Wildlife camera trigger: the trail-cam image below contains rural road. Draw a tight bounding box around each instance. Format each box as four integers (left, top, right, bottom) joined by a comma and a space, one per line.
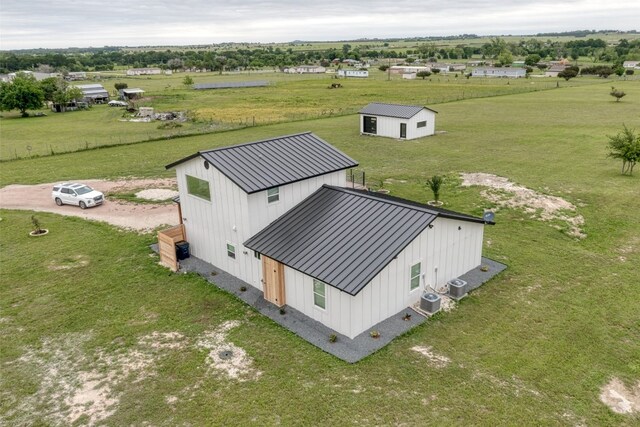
0, 179, 180, 231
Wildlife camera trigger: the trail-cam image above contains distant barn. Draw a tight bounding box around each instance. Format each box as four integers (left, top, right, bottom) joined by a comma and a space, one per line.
193, 81, 269, 90
74, 84, 109, 104
359, 102, 437, 140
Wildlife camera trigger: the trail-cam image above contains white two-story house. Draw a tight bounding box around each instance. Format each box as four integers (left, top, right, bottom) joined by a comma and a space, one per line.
167, 132, 491, 339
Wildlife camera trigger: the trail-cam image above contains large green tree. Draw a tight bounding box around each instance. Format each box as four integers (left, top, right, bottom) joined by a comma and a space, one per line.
52, 82, 83, 112
39, 77, 59, 102
607, 125, 640, 175
0, 73, 44, 116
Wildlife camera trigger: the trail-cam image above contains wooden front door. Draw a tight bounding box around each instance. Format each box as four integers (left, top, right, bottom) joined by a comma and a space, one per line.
262, 256, 286, 307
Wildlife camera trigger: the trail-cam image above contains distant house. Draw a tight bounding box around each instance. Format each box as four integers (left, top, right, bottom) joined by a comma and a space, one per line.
359, 102, 437, 140
390, 65, 431, 75
284, 65, 326, 74
448, 63, 467, 72
120, 88, 145, 100
74, 84, 109, 103
126, 68, 162, 76
429, 63, 465, 73
623, 61, 640, 70
337, 69, 369, 78
165, 132, 492, 339
66, 72, 87, 81
545, 65, 568, 77
472, 67, 526, 78
512, 60, 526, 68
8, 70, 60, 81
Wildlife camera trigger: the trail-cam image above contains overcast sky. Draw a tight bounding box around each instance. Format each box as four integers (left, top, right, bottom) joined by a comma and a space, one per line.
1, 0, 638, 50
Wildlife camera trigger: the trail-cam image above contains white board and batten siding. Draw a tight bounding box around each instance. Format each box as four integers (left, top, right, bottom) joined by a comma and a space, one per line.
360, 109, 436, 140
247, 171, 346, 233
176, 158, 258, 287
283, 216, 484, 339
177, 157, 347, 290
284, 268, 353, 336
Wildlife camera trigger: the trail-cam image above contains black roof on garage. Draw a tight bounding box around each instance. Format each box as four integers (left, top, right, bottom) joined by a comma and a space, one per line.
359, 102, 437, 119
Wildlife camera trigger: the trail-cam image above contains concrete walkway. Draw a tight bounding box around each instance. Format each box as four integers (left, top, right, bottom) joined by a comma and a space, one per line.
153, 244, 506, 363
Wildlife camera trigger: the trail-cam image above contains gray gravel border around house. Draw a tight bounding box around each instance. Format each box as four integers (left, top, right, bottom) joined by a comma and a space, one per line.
151, 244, 506, 363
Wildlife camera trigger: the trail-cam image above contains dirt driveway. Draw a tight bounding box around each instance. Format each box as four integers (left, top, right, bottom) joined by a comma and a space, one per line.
0, 179, 180, 232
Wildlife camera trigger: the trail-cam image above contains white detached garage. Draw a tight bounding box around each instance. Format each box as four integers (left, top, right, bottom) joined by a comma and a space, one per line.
359, 102, 437, 140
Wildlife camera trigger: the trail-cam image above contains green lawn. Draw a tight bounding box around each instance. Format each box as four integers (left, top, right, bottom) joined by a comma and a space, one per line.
1, 80, 639, 425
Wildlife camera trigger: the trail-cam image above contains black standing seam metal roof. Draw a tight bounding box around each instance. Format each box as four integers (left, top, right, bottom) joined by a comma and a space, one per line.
245, 185, 441, 296
165, 132, 358, 193
359, 102, 438, 119
346, 187, 493, 225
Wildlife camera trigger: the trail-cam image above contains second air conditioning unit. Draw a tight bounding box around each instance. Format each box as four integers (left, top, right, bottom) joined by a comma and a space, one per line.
448, 279, 468, 300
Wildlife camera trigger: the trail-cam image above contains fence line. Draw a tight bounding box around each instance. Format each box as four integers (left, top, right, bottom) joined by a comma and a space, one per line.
1, 81, 574, 162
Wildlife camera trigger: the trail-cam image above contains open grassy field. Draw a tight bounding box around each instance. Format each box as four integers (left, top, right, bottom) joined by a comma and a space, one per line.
0, 68, 620, 160
1, 80, 639, 425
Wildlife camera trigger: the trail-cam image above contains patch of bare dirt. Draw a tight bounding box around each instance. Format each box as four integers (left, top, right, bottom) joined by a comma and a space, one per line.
600, 378, 640, 414
3, 330, 191, 426
439, 294, 456, 312
472, 370, 542, 398
47, 254, 89, 271
138, 331, 187, 350
196, 320, 262, 382
411, 346, 451, 368
2, 324, 261, 424
0, 178, 179, 232
135, 188, 179, 201
461, 173, 586, 239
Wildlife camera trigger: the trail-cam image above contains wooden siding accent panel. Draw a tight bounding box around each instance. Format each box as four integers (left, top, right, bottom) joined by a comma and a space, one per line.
157, 224, 186, 272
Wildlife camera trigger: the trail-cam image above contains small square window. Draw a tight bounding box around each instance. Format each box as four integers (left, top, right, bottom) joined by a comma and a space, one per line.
186, 175, 211, 201
254, 251, 261, 260
313, 279, 326, 309
410, 262, 421, 290
417, 121, 427, 128
267, 187, 279, 203
227, 243, 236, 259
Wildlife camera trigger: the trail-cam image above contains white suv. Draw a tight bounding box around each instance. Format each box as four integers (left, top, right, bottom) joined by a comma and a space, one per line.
52, 183, 104, 209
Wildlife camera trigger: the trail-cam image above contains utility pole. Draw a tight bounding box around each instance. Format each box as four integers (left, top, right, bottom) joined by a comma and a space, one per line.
387, 57, 391, 81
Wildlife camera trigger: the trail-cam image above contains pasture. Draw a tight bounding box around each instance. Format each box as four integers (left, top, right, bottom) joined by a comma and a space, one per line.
0, 69, 609, 160
1, 80, 639, 425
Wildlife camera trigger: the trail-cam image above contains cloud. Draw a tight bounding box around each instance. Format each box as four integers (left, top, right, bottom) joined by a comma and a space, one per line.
1, 0, 638, 49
